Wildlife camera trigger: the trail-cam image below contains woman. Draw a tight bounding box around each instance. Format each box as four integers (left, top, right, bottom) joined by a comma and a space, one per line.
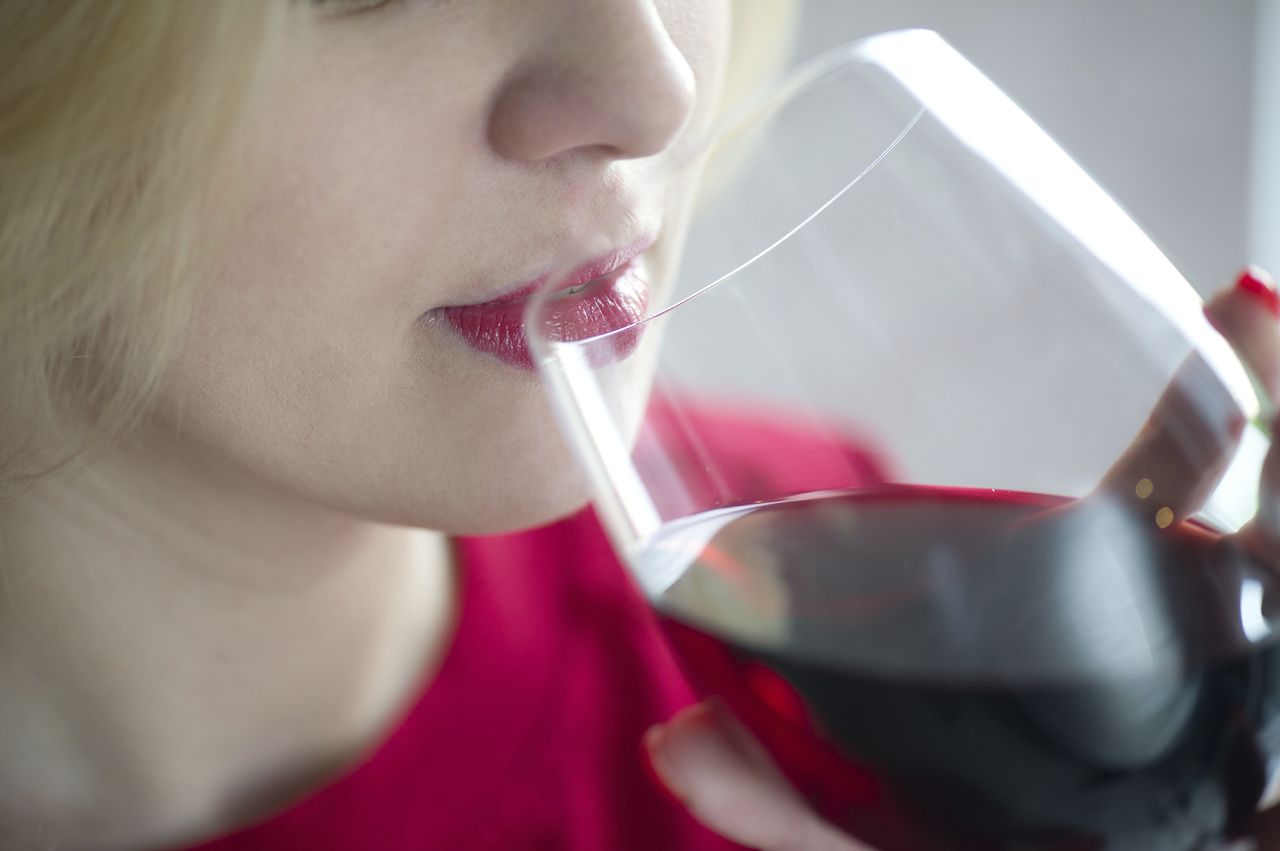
2, 2, 1279, 849
0, 1, 803, 847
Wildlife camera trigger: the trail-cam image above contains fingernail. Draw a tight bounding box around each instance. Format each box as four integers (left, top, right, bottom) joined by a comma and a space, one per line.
1236, 266, 1280, 317
641, 725, 687, 804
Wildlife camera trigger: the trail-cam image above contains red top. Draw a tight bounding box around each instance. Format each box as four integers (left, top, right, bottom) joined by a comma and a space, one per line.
183, 404, 885, 851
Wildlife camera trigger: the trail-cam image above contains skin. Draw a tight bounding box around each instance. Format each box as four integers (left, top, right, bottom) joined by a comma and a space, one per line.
0, 0, 728, 848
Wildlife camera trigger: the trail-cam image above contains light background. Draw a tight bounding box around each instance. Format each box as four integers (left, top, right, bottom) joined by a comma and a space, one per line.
782, 0, 1261, 294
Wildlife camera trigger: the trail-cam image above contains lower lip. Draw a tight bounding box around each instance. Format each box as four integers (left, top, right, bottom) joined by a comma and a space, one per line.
439, 261, 649, 370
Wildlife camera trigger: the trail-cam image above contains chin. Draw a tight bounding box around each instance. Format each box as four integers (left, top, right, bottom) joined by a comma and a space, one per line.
443, 477, 596, 536
344, 459, 596, 537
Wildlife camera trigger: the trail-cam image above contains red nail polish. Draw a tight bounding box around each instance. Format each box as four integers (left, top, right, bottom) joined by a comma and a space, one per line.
1236, 266, 1280, 318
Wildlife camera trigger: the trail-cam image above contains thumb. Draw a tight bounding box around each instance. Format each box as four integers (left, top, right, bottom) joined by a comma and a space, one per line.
1203, 266, 1280, 402
645, 700, 868, 850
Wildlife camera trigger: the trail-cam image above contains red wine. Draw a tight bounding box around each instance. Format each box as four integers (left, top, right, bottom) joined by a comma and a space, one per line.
645, 486, 1280, 850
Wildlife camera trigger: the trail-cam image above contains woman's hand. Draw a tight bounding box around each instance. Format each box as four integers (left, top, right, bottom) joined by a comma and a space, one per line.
645, 268, 1280, 850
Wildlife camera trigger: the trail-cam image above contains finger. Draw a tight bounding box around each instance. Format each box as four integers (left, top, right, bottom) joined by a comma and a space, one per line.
1204, 268, 1280, 553
1097, 268, 1279, 525
646, 700, 867, 851
1204, 267, 1280, 400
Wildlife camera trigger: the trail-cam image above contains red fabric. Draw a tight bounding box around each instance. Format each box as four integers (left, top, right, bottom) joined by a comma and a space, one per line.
643, 397, 891, 511
182, 511, 743, 851
182, 406, 886, 851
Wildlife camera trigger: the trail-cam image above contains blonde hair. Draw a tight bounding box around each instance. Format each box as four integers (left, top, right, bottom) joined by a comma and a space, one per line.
0, 1, 795, 499
0, 1, 281, 498
721, 2, 801, 119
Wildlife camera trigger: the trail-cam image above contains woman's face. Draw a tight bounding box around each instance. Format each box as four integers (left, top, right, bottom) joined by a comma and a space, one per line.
150, 0, 731, 532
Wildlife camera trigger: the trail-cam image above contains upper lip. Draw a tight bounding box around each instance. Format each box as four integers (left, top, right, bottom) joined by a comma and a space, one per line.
449, 237, 655, 309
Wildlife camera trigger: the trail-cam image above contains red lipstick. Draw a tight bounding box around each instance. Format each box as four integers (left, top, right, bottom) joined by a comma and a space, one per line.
439, 239, 651, 370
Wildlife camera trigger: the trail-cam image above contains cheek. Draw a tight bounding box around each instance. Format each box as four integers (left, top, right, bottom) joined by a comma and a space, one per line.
153, 274, 593, 533
160, 91, 447, 463
229, 82, 468, 323
148, 68, 589, 530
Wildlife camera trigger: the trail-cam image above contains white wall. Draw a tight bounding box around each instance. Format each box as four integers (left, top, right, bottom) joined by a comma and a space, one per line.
785, 1, 1257, 295
1254, 0, 1280, 275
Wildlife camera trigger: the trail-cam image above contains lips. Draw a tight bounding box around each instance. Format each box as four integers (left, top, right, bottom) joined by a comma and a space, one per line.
437, 239, 652, 370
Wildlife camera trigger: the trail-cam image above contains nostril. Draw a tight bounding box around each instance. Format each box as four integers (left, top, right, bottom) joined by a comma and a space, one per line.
487, 65, 696, 163
485, 12, 698, 165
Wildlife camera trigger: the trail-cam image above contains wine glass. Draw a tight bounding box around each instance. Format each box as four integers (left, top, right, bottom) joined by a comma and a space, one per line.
525, 29, 1280, 850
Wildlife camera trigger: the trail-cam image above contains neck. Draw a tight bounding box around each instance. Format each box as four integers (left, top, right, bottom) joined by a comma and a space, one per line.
0, 435, 457, 849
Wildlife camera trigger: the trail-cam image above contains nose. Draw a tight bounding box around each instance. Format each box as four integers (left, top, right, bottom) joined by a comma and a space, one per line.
487, 2, 697, 164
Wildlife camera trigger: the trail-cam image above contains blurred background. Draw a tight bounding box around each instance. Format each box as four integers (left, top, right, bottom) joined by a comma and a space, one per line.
778, 0, 1273, 295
